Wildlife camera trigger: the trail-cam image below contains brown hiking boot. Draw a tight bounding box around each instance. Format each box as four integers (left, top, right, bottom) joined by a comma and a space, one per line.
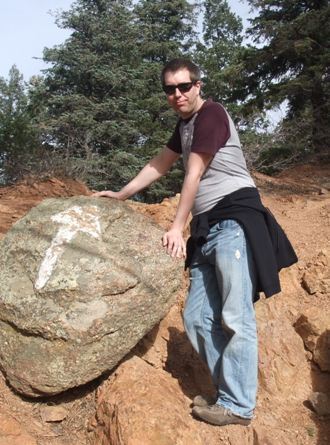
192, 394, 216, 407
192, 404, 251, 426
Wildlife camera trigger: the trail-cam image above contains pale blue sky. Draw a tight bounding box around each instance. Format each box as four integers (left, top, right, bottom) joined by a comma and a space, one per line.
1, 1, 72, 80
0, 0, 252, 81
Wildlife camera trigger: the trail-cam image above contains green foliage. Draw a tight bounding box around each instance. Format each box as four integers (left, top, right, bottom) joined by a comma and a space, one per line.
134, 0, 198, 63
3, 0, 329, 194
83, 149, 146, 192
259, 107, 316, 173
131, 0, 198, 200
195, 1, 246, 117
37, 0, 199, 200
232, 0, 330, 154
142, 161, 184, 203
42, 0, 142, 157
0, 66, 41, 183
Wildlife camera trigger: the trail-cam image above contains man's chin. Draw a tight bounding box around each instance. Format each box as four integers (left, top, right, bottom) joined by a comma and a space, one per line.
176, 105, 189, 116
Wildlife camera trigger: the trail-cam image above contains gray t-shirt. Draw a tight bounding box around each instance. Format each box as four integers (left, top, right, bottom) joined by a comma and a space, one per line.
167, 99, 256, 216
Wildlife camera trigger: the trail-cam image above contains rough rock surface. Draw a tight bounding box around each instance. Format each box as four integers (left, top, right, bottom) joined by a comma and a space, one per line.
301, 250, 329, 295
89, 299, 313, 445
0, 410, 37, 445
0, 196, 182, 397
308, 392, 330, 416
257, 297, 311, 401
0, 165, 329, 445
295, 305, 330, 371
90, 356, 206, 445
87, 165, 330, 445
0, 177, 90, 239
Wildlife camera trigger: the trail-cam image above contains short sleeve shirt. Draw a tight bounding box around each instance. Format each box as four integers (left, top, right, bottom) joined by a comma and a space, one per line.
166, 99, 256, 215
167, 100, 230, 156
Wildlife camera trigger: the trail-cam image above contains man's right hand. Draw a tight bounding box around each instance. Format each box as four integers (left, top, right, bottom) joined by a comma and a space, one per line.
92, 190, 124, 200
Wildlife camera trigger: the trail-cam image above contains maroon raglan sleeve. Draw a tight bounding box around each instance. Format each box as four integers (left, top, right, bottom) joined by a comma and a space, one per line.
190, 102, 230, 155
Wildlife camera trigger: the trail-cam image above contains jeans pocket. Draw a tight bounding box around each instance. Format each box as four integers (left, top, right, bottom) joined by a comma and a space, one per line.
210, 219, 241, 235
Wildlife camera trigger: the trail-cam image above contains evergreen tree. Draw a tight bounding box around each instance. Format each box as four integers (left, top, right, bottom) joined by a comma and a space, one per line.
42, 0, 141, 158
40, 0, 200, 200
0, 66, 40, 182
195, 0, 244, 115
132, 0, 199, 201
133, 0, 198, 152
193, 0, 268, 167
234, 0, 330, 153
135, 0, 198, 64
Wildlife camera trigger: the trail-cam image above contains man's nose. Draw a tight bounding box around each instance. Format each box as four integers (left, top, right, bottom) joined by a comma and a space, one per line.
174, 87, 182, 97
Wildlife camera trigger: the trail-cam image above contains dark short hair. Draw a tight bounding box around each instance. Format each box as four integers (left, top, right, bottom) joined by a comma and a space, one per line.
161, 58, 201, 85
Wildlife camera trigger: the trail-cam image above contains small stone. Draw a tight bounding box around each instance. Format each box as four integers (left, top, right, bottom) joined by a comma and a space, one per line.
40, 406, 68, 423
308, 392, 330, 416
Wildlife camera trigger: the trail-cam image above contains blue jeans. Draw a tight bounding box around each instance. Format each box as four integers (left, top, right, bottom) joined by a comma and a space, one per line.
183, 219, 257, 419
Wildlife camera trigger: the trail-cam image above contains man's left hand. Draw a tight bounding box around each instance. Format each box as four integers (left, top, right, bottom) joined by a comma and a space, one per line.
162, 228, 186, 259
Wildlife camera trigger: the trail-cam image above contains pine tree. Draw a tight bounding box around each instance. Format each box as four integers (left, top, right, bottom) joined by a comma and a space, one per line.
40, 0, 200, 199
0, 66, 40, 182
42, 0, 141, 158
133, 0, 198, 152
128, 0, 199, 201
195, 0, 244, 114
235, 0, 330, 153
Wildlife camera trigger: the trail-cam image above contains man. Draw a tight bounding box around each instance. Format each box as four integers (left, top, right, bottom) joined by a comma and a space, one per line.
94, 58, 297, 426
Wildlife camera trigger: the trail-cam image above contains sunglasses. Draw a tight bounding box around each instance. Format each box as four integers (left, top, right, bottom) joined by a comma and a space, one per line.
162, 81, 197, 95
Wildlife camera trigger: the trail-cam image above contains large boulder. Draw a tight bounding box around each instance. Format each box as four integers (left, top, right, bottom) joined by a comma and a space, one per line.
0, 196, 182, 397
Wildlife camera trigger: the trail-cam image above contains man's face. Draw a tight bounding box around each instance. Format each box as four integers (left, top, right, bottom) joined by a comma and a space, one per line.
163, 68, 202, 119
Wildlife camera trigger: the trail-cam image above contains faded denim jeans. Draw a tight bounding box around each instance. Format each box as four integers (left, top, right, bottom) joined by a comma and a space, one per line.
183, 219, 258, 419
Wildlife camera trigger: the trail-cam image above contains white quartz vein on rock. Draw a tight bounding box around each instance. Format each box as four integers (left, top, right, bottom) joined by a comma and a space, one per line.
35, 206, 101, 290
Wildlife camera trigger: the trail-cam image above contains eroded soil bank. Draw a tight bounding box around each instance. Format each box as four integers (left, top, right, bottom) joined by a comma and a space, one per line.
0, 163, 329, 445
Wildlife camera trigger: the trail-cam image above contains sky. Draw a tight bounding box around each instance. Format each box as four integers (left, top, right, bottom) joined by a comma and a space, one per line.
1, 1, 72, 80
0, 0, 252, 81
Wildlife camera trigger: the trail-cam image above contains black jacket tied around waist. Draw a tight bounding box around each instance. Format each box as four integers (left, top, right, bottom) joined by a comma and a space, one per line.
185, 187, 298, 301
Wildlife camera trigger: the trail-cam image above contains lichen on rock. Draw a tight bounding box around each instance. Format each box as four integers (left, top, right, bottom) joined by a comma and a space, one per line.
0, 196, 182, 397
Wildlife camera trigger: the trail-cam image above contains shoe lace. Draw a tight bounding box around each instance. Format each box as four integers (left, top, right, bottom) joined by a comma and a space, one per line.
210, 404, 231, 416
